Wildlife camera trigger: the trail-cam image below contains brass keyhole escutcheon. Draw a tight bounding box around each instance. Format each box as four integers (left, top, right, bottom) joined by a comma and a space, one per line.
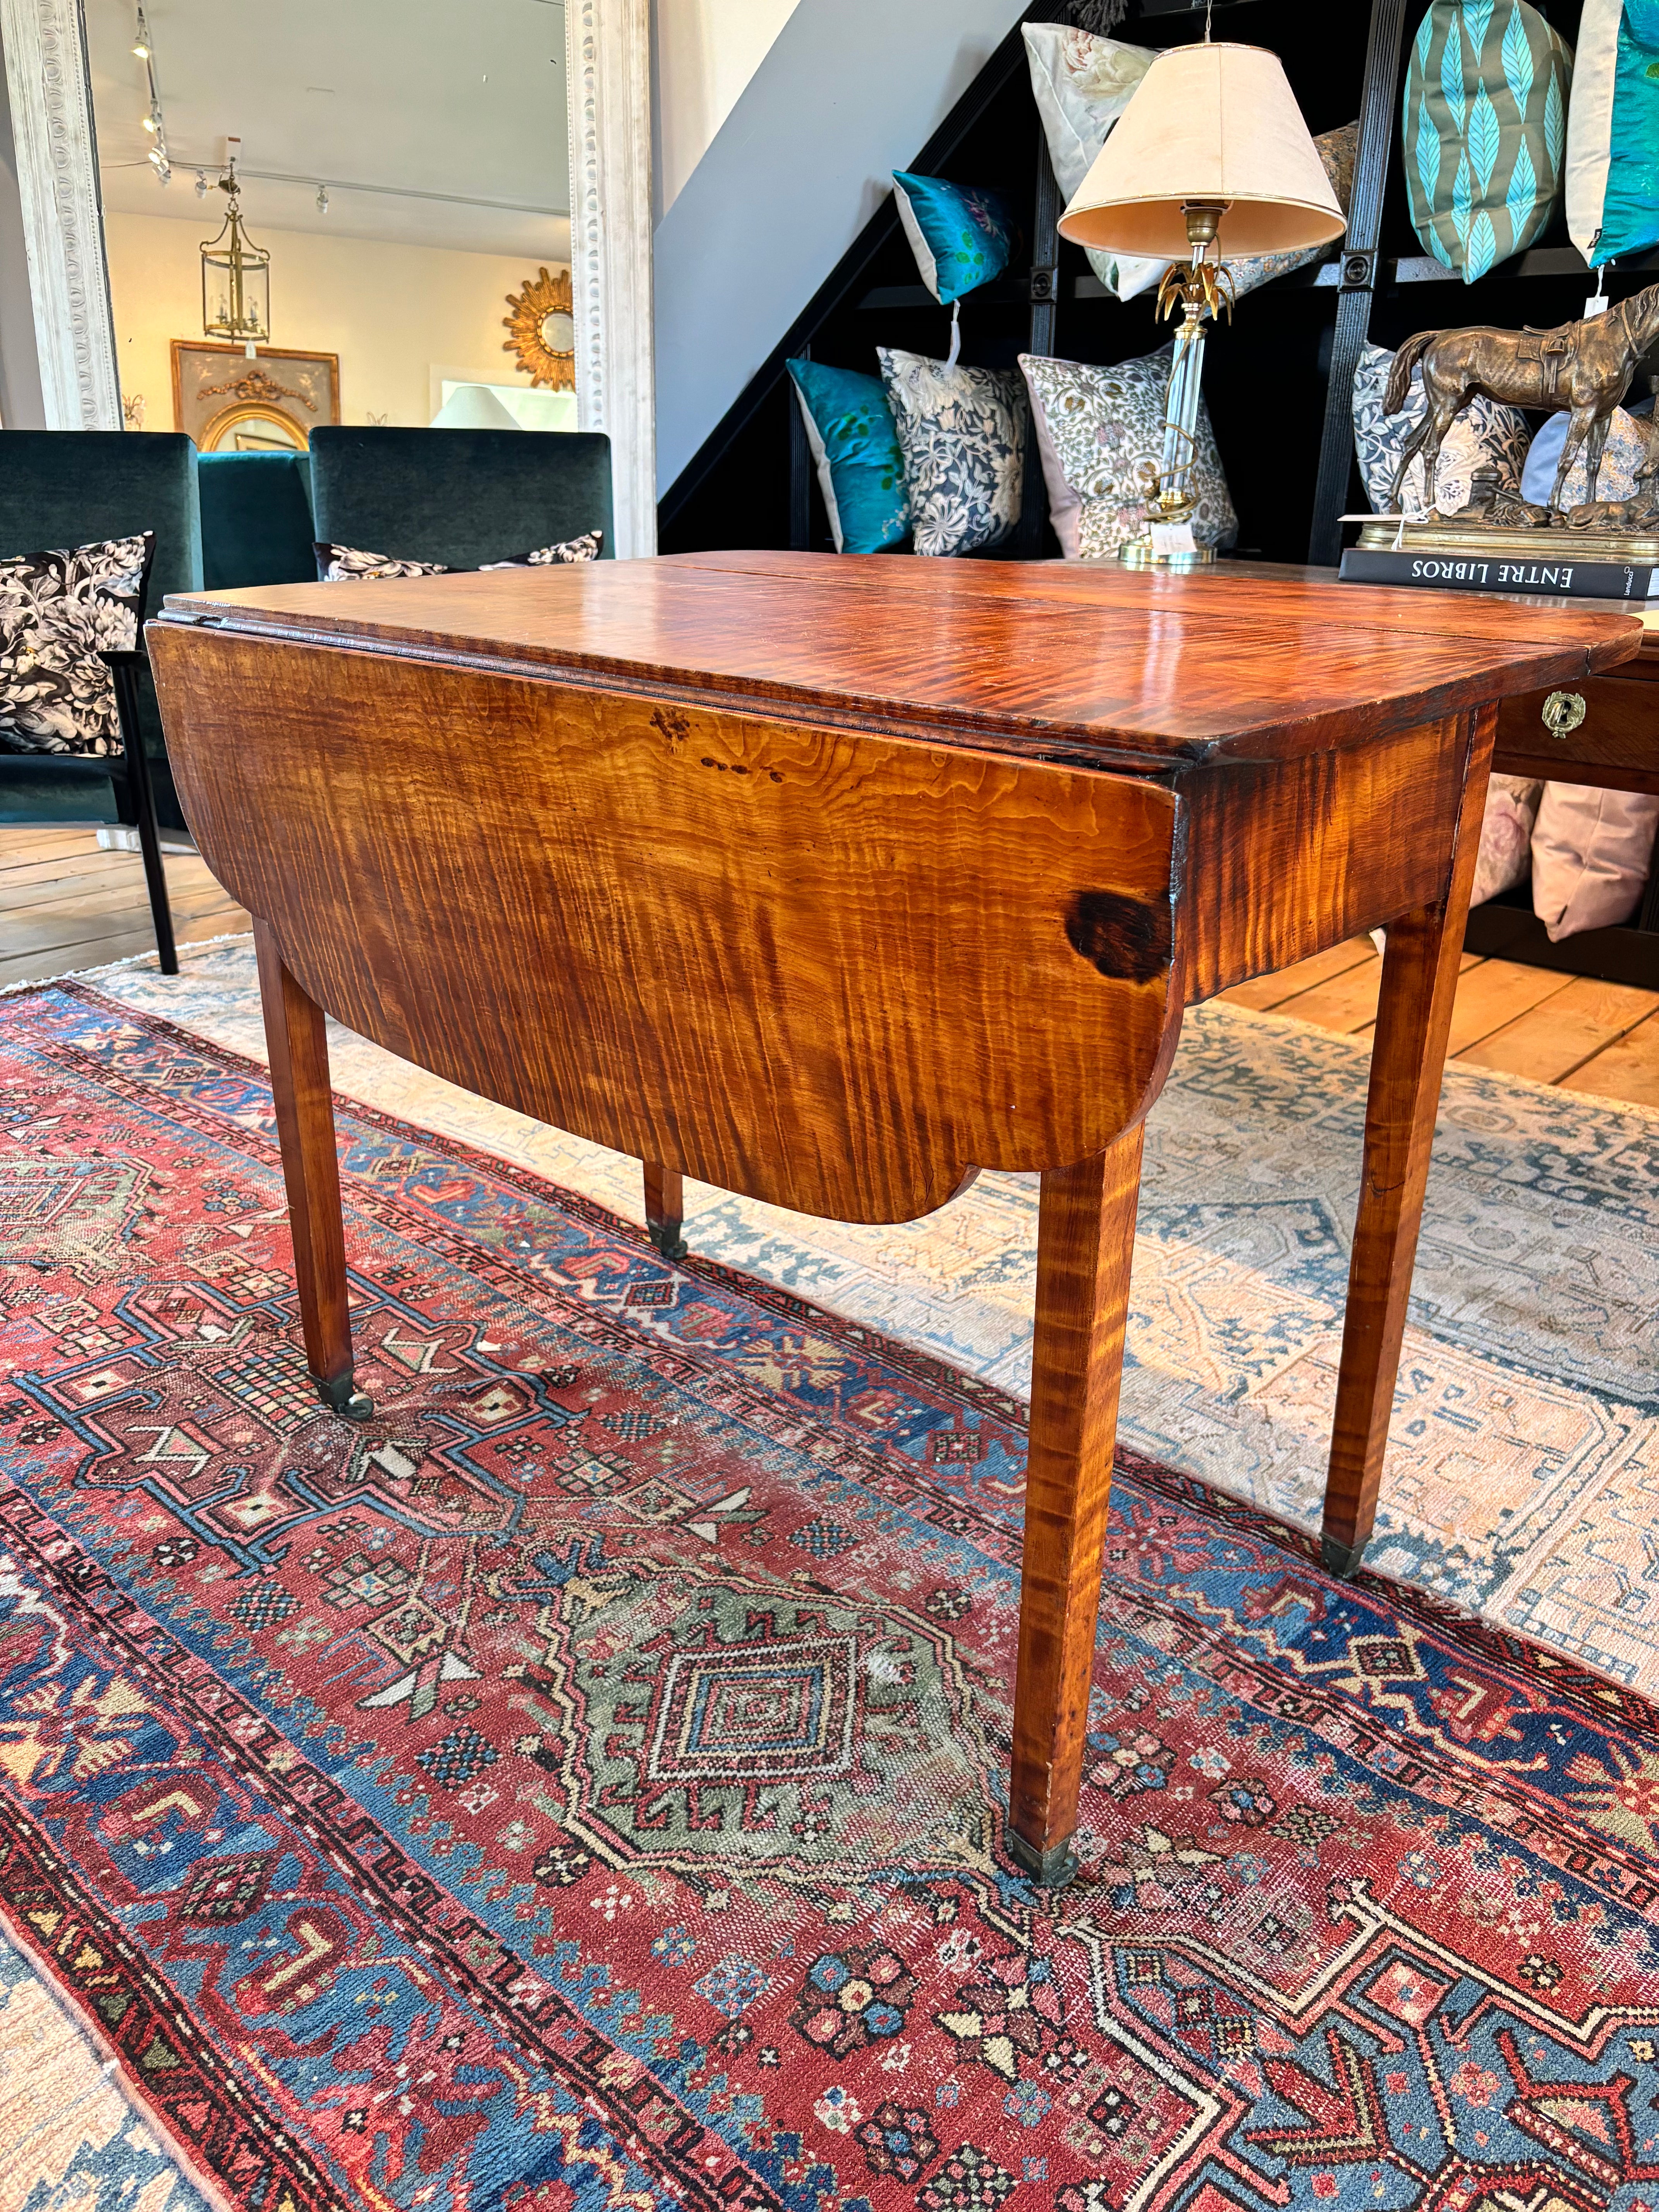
1542, 690, 1587, 737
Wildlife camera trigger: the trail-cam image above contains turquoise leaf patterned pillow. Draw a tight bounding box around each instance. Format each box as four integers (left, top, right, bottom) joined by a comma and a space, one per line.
891, 173, 1018, 307
1403, 0, 1573, 282
785, 359, 911, 556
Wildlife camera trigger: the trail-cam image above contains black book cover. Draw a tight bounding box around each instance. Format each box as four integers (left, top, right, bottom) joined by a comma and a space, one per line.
1339, 547, 1657, 599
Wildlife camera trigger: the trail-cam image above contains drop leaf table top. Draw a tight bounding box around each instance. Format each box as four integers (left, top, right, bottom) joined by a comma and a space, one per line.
148, 553, 1640, 1886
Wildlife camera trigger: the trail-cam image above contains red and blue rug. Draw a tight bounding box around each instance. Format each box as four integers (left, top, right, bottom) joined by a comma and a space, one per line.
3, 975, 1659, 2212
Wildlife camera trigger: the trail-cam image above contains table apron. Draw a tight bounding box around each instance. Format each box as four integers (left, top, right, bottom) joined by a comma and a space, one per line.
1177, 712, 1473, 1005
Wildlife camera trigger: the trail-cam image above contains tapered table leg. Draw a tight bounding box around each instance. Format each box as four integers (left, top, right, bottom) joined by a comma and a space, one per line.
1009, 1127, 1145, 1887
644, 1162, 688, 1259
1321, 708, 1495, 1577
254, 919, 373, 1422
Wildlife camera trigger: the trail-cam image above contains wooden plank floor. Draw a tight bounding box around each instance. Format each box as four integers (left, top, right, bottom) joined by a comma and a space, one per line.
1220, 929, 1659, 1106
3, 828, 1657, 1110
0, 825, 249, 991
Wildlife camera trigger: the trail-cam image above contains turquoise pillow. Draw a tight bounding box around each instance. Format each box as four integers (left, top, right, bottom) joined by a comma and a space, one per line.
1568, 0, 1659, 264
1401, 0, 1573, 282
891, 172, 1018, 305
785, 359, 911, 556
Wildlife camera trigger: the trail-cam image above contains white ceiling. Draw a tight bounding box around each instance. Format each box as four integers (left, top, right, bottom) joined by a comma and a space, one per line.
86, 0, 571, 259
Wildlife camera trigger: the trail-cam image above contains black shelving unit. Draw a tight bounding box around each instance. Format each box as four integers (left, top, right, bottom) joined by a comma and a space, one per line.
660, 0, 1612, 566
657, 0, 1657, 981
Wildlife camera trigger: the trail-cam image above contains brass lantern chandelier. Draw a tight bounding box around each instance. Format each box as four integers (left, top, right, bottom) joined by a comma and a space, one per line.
200, 141, 270, 354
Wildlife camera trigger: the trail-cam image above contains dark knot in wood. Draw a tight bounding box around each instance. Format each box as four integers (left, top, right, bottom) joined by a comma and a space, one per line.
1065, 889, 1171, 986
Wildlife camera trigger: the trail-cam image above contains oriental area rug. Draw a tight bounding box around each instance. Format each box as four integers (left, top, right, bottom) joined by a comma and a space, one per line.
2, 971, 1659, 2212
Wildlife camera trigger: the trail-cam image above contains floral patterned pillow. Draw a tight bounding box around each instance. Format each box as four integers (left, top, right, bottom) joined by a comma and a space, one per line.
0, 532, 151, 757
482, 531, 604, 568
1019, 347, 1237, 560
1022, 24, 1163, 301
315, 530, 603, 581
877, 349, 1027, 558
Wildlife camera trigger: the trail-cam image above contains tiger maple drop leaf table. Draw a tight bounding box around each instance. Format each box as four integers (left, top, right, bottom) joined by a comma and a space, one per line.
148, 550, 1640, 1888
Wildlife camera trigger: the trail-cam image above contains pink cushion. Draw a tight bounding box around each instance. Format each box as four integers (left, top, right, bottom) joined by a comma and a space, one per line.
1530, 781, 1659, 939
1471, 774, 1542, 908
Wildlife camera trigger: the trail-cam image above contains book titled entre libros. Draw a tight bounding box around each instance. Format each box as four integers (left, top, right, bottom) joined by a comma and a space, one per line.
1339, 547, 1659, 599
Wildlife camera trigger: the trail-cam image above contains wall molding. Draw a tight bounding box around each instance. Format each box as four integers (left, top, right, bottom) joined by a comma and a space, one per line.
566, 0, 656, 557
0, 0, 119, 429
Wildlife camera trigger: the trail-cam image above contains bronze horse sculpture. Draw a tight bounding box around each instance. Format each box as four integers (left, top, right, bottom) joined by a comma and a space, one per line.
1385, 283, 1659, 516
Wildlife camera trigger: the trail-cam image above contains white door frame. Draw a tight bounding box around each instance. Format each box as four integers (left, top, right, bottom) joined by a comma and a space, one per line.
0, 0, 119, 429
566, 0, 656, 556
1, 0, 657, 558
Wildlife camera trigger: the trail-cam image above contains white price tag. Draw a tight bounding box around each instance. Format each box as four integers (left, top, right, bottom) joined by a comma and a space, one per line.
1150, 521, 1198, 558
1585, 294, 1610, 317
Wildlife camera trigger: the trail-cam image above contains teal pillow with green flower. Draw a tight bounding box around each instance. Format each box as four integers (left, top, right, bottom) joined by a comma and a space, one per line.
786, 359, 912, 556
1402, 0, 1573, 283
891, 173, 1018, 306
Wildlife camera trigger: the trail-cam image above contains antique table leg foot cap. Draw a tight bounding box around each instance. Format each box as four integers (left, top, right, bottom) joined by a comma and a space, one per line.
1321, 1534, 1363, 1580
317, 1374, 375, 1423
648, 1228, 689, 1261
1006, 1831, 1079, 1890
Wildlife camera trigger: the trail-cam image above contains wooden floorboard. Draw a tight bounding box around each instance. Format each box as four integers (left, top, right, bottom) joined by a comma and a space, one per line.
1560, 1017, 1659, 1106
0, 826, 249, 989
1218, 929, 1659, 1107
1457, 975, 1659, 1084
1216, 936, 1377, 1012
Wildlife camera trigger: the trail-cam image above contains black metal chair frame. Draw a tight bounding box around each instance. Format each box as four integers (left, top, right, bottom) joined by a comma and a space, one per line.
100, 645, 177, 975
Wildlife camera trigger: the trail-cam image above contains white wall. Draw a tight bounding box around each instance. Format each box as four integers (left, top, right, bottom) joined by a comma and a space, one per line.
103, 209, 565, 431
652, 0, 1023, 497
653, 0, 801, 218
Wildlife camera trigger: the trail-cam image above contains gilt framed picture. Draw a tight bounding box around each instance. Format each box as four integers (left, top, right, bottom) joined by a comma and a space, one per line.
171, 341, 341, 452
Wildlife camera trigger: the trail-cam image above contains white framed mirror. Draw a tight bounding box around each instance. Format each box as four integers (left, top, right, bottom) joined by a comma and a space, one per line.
0, 0, 654, 552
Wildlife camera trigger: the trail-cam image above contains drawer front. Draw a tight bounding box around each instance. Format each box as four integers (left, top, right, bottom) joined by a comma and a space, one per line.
1495, 674, 1659, 788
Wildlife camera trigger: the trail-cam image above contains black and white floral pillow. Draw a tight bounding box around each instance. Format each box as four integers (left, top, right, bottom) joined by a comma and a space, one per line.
483, 530, 603, 568
315, 529, 603, 581
0, 532, 151, 757
315, 544, 448, 582
877, 348, 1027, 556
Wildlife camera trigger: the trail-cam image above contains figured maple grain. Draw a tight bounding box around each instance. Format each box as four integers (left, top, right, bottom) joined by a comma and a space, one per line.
668, 546, 1647, 656
254, 920, 362, 1408
159, 553, 1641, 776
149, 628, 1185, 1225
1180, 716, 1467, 1003
1009, 1132, 1145, 1880
1321, 706, 1496, 1575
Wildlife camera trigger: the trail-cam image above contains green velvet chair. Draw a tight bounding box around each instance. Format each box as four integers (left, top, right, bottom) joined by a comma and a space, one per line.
198, 450, 316, 589
0, 431, 201, 835
308, 426, 614, 570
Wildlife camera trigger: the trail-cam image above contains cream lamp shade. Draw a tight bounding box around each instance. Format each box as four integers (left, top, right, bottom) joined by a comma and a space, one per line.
1057, 43, 1346, 260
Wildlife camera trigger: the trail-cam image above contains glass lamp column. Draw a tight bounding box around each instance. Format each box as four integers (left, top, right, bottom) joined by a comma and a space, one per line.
1120, 201, 1230, 571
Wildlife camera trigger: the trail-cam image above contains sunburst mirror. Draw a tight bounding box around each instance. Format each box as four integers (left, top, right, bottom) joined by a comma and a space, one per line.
503, 266, 577, 391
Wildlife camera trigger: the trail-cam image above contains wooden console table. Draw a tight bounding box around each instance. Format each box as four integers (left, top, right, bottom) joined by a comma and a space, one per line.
148, 550, 1637, 1885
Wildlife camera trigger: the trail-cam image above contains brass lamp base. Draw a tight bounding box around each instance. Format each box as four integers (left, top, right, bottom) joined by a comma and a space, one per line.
1119, 538, 1216, 571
